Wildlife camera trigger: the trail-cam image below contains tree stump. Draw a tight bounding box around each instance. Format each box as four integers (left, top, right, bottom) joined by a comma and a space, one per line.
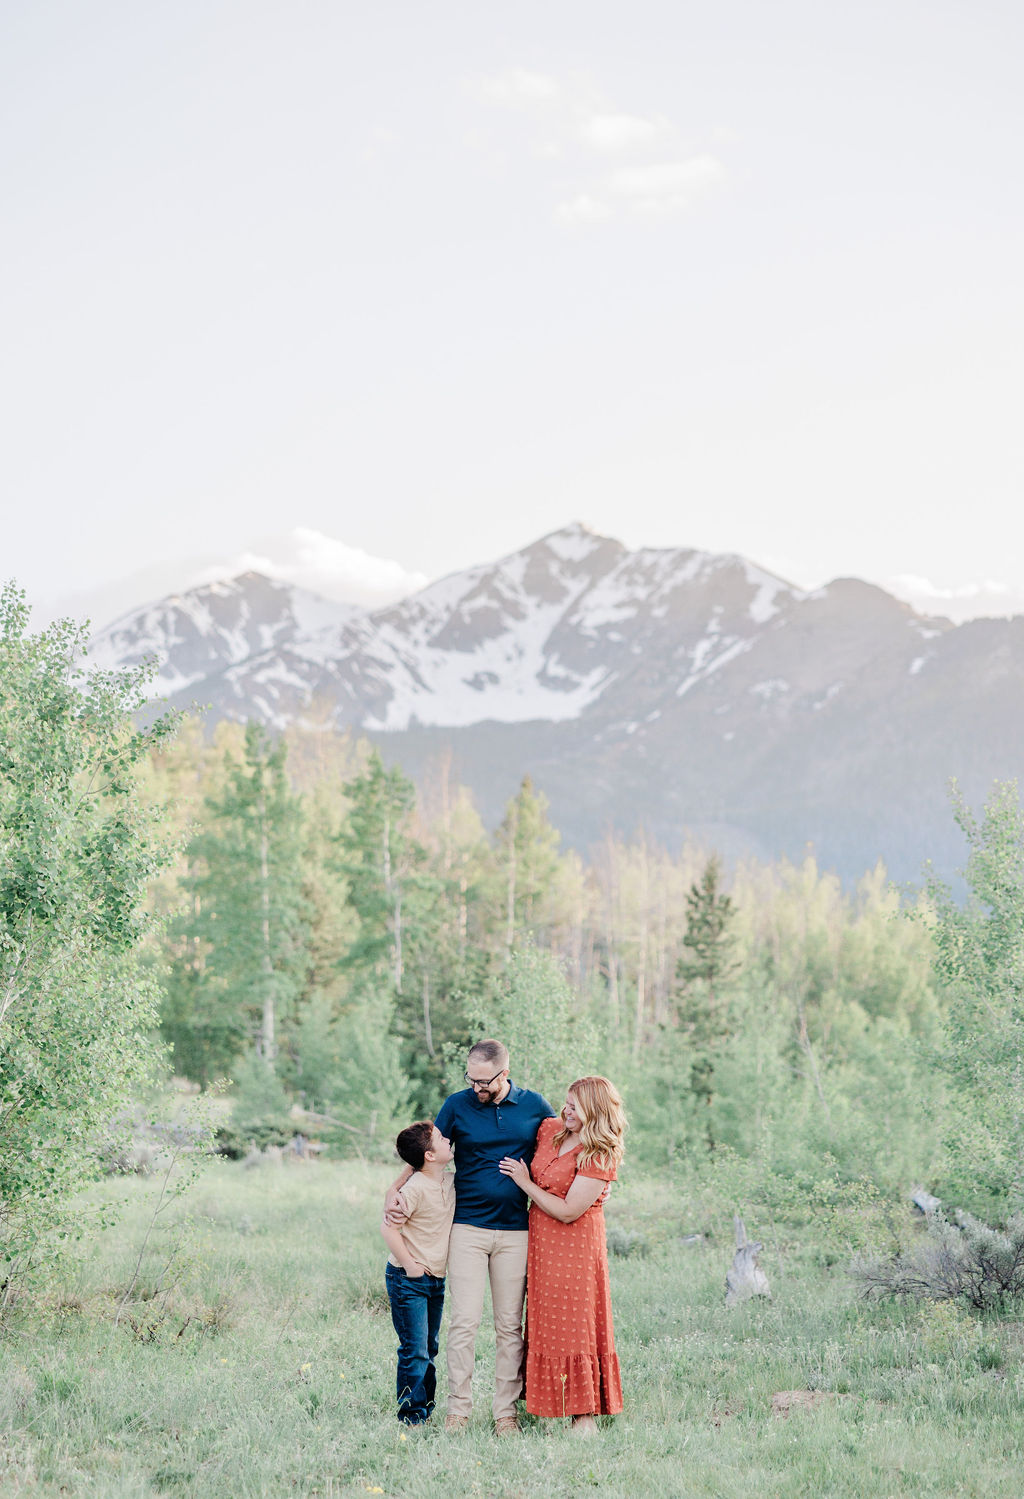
725, 1215, 771, 1307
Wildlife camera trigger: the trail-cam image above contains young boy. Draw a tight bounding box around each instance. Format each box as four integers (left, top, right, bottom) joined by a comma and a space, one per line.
380, 1120, 455, 1426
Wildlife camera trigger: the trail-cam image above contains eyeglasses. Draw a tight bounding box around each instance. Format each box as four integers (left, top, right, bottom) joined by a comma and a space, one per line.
464, 1069, 506, 1091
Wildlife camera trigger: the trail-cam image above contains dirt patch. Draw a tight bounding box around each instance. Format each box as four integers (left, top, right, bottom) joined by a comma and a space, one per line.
771, 1390, 854, 1418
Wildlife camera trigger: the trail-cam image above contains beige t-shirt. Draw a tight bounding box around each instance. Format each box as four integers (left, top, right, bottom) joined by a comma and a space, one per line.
389, 1171, 455, 1278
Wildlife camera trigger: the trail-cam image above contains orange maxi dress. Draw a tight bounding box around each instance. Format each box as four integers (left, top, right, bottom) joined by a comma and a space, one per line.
523, 1116, 623, 1417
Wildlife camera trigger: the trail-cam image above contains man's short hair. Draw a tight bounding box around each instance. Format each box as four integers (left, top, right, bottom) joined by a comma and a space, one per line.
395, 1119, 435, 1170
468, 1038, 509, 1071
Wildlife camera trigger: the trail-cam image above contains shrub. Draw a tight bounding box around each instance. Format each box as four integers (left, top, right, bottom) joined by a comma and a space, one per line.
852, 1211, 1024, 1311
213, 1121, 292, 1159
0, 586, 176, 1295
605, 1224, 649, 1258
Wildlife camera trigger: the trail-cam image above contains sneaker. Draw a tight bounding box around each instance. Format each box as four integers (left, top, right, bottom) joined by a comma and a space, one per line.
444, 1414, 469, 1433
494, 1416, 520, 1437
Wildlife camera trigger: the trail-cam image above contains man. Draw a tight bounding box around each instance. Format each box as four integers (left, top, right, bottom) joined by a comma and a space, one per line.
385, 1039, 555, 1435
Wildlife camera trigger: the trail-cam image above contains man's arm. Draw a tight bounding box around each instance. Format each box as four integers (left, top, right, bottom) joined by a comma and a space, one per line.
383, 1163, 413, 1225
385, 1097, 457, 1224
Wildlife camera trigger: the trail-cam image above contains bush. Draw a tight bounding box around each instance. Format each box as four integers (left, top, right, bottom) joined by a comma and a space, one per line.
213, 1121, 293, 1159
605, 1224, 649, 1258
852, 1211, 1024, 1311
0, 586, 177, 1291
100, 1108, 210, 1175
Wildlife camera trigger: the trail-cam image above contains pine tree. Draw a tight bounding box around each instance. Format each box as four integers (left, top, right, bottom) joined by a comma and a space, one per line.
676, 855, 739, 1149
677, 856, 738, 1017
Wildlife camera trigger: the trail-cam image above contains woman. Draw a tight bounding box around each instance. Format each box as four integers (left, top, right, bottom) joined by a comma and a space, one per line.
499, 1075, 626, 1434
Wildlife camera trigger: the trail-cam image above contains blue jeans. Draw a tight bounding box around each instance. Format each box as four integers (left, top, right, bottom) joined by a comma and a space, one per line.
385, 1263, 446, 1424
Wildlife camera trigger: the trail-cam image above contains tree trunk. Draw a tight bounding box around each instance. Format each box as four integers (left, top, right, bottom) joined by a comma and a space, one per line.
632, 847, 649, 1062
258, 788, 275, 1060
725, 1215, 771, 1307
458, 874, 468, 960
505, 803, 518, 955
423, 973, 434, 1057
796, 1003, 830, 1123
382, 812, 403, 991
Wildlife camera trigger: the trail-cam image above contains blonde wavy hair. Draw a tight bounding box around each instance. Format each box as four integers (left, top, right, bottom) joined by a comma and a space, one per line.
552, 1075, 627, 1172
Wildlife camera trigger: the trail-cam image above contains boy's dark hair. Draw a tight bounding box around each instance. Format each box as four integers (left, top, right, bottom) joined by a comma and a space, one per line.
395, 1119, 435, 1170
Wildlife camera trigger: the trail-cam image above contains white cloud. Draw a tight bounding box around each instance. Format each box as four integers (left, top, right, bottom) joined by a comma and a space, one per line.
557, 154, 724, 223
606, 154, 725, 213
475, 68, 562, 106
555, 192, 613, 225
883, 573, 1024, 622
472, 66, 726, 226
193, 528, 429, 608
888, 573, 1011, 603
577, 112, 668, 152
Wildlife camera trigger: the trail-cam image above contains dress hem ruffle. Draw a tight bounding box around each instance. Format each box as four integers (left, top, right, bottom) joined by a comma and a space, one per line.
523, 1350, 623, 1417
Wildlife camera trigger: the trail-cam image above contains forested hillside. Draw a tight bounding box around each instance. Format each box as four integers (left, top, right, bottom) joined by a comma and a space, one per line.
142, 714, 955, 1201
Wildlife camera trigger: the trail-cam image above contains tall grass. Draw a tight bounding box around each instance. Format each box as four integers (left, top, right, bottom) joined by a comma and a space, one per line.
1, 1160, 1022, 1497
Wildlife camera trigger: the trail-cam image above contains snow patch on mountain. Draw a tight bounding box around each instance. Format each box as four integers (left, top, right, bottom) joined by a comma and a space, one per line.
543, 521, 604, 564
89, 575, 361, 698
676, 636, 753, 698
743, 560, 797, 623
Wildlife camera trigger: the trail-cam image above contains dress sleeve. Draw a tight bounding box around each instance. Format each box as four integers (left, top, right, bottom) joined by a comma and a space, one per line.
577, 1157, 617, 1182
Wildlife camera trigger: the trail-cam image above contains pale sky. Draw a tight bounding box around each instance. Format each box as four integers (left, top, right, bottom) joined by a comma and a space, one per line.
3, 0, 1023, 623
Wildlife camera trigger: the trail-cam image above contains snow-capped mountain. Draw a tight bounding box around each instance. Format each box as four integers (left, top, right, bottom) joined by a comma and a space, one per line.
90, 523, 1024, 883
98, 523, 812, 731
87, 572, 360, 698
323, 524, 801, 731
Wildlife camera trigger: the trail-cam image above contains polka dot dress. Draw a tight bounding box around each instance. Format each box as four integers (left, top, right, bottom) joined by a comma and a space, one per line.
523, 1117, 623, 1418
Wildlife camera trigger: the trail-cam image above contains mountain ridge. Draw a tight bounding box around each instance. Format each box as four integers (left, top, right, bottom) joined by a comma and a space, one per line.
88, 523, 1021, 883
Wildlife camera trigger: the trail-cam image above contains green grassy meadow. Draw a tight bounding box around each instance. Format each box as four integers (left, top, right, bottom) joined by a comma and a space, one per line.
1, 1159, 1022, 1499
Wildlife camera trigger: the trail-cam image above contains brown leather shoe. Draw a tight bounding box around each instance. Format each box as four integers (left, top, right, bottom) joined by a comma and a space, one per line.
444, 1414, 469, 1433
494, 1416, 520, 1437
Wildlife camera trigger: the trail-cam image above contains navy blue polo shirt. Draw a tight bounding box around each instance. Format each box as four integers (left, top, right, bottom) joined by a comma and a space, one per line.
435, 1081, 556, 1231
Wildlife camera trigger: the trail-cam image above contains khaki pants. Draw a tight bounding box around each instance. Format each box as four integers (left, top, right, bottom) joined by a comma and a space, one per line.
445, 1224, 528, 1421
